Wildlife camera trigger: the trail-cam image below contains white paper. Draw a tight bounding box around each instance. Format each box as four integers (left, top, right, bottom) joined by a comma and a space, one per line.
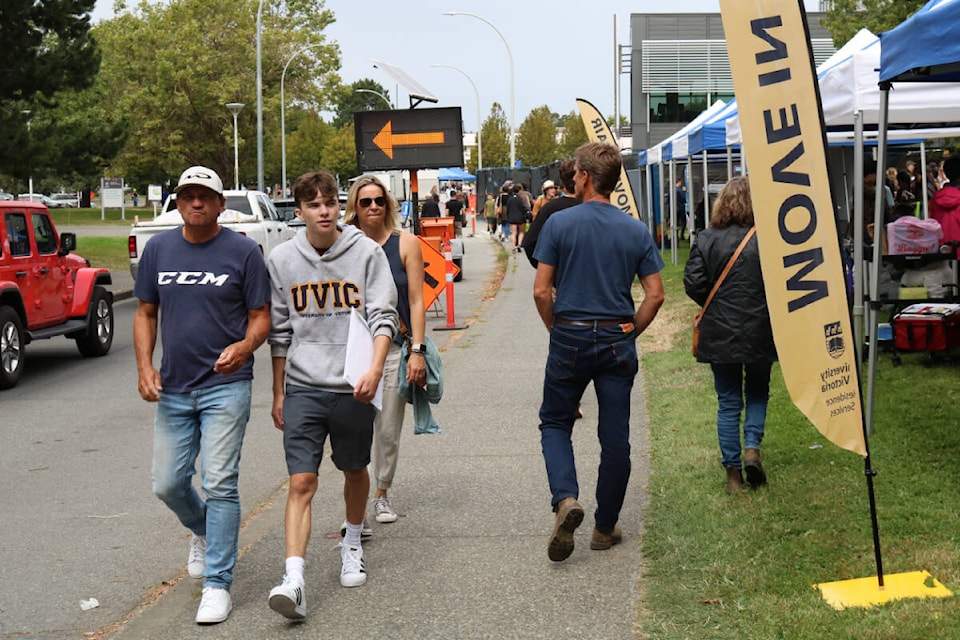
344, 308, 383, 411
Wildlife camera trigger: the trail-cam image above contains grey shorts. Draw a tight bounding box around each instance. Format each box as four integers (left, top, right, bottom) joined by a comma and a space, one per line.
281, 385, 375, 474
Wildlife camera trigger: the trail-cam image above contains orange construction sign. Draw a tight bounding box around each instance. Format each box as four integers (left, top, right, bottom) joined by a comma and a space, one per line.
418, 236, 459, 309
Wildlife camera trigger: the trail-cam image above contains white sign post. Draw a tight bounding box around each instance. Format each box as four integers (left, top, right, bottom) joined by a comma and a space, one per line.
101, 177, 126, 221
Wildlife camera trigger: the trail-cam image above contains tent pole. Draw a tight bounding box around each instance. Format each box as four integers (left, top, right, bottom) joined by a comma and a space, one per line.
920, 141, 929, 219
644, 164, 657, 238
702, 150, 709, 235
866, 88, 890, 436
669, 159, 677, 264
852, 111, 865, 372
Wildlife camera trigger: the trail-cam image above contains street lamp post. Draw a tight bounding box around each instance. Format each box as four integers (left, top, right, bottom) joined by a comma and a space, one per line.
226, 103, 244, 190
430, 64, 482, 170
354, 88, 393, 109
281, 44, 327, 197
21, 110, 33, 197
256, 0, 264, 193
443, 11, 514, 169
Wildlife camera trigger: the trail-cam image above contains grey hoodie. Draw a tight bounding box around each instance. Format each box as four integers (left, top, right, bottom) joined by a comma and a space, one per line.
267, 225, 399, 392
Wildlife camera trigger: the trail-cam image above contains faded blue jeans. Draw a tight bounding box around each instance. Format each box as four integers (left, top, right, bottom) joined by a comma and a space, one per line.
710, 362, 772, 468
152, 379, 251, 590
539, 323, 638, 532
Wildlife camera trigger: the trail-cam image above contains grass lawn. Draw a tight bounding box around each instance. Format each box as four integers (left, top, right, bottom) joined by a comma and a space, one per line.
49, 206, 155, 226
635, 246, 960, 638
72, 236, 130, 274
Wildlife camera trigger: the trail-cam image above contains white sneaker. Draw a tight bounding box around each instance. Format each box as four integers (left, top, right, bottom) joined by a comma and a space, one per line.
195, 587, 232, 624
374, 496, 398, 523
339, 519, 373, 539
339, 544, 367, 587
187, 534, 206, 579
268, 576, 306, 620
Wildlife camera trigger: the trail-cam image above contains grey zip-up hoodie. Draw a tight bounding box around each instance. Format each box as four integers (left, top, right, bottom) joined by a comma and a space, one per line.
267, 225, 399, 392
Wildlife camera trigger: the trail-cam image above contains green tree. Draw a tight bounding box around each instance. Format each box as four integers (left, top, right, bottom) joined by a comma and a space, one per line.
88, 0, 340, 189
321, 123, 357, 186
557, 111, 588, 159
822, 0, 925, 47
276, 107, 335, 186
331, 79, 392, 129
516, 105, 558, 167
0, 0, 101, 177
480, 102, 510, 169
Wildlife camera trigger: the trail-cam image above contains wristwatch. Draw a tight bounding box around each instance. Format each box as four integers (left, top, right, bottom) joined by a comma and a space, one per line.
410, 342, 427, 355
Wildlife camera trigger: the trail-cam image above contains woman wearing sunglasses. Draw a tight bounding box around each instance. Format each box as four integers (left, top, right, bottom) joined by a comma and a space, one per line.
345, 175, 427, 526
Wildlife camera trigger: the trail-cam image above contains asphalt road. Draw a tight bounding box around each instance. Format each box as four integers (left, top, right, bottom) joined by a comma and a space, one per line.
2, 228, 652, 639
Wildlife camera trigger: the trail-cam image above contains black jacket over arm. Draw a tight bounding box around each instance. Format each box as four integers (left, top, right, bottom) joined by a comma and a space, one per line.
683, 225, 777, 364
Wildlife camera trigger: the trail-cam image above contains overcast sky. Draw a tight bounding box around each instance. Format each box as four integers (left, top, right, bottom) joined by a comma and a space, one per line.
91, 1, 826, 132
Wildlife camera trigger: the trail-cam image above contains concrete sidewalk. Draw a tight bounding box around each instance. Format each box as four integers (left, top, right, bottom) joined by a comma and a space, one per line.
109, 231, 650, 640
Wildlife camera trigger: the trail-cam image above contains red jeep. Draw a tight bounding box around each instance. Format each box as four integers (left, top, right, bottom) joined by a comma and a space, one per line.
0, 200, 114, 389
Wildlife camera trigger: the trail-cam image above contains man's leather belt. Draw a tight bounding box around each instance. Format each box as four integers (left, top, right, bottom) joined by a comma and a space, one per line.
554, 316, 633, 328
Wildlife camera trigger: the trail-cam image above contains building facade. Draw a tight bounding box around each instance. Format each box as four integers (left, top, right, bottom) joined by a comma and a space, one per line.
628, 11, 836, 152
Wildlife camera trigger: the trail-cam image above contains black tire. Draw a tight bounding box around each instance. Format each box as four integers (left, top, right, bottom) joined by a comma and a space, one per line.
0, 305, 26, 390
76, 286, 114, 357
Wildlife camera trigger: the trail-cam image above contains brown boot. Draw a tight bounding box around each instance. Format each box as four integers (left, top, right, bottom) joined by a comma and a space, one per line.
725, 466, 745, 494
590, 525, 623, 550
547, 497, 584, 562
743, 448, 767, 488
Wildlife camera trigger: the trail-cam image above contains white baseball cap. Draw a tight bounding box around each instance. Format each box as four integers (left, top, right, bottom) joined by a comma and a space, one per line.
174, 166, 223, 195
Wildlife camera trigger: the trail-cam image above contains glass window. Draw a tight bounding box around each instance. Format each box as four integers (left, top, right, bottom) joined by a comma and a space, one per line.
649, 92, 734, 124
6, 213, 30, 257
32, 213, 57, 254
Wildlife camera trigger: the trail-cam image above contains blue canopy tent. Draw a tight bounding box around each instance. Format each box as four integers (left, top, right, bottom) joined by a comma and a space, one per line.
864, 0, 960, 433
438, 167, 476, 182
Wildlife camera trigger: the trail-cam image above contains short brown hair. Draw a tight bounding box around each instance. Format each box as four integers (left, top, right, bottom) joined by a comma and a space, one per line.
293, 170, 339, 208
710, 176, 754, 228
558, 158, 577, 192
574, 142, 621, 196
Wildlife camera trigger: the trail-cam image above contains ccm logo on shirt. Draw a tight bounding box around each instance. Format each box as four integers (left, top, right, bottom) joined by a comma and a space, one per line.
157, 271, 229, 287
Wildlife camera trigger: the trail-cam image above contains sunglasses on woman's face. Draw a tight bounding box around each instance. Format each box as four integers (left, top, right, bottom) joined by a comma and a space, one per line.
358, 196, 386, 208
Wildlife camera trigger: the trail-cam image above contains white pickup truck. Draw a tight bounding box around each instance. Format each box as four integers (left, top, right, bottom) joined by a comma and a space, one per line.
127, 189, 296, 281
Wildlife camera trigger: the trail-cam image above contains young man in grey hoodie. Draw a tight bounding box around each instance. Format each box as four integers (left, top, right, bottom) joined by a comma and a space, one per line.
265, 170, 398, 620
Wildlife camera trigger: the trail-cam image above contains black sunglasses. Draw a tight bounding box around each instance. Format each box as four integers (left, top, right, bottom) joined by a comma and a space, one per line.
358, 196, 387, 208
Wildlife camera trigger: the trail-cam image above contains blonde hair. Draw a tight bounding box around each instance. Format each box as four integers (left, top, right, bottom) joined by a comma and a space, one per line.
710, 176, 754, 228
344, 175, 400, 231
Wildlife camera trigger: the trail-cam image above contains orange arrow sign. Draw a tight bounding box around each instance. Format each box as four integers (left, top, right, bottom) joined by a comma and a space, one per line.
418, 236, 459, 309
373, 121, 445, 159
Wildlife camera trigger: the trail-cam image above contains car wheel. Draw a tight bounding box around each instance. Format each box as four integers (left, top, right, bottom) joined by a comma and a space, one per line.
0, 305, 26, 389
75, 286, 114, 357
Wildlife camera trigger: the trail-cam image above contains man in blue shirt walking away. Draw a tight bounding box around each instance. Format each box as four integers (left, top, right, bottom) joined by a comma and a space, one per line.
532, 142, 665, 562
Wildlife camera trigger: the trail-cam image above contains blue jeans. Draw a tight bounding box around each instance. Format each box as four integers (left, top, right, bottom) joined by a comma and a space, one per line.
539, 324, 638, 532
152, 379, 251, 590
711, 362, 772, 468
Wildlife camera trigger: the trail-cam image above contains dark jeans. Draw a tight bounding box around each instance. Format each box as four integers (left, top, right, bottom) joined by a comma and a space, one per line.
539, 324, 638, 531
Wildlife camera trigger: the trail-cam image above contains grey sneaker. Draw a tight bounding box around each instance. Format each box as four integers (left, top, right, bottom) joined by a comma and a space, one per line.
374, 496, 398, 523
187, 534, 206, 579
339, 519, 373, 539
268, 576, 306, 620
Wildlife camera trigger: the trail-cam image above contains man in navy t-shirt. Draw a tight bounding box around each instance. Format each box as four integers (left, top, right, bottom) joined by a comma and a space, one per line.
532, 142, 664, 563
133, 166, 270, 625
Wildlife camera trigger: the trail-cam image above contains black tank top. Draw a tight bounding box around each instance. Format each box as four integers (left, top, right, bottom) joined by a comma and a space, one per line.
382, 233, 411, 344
